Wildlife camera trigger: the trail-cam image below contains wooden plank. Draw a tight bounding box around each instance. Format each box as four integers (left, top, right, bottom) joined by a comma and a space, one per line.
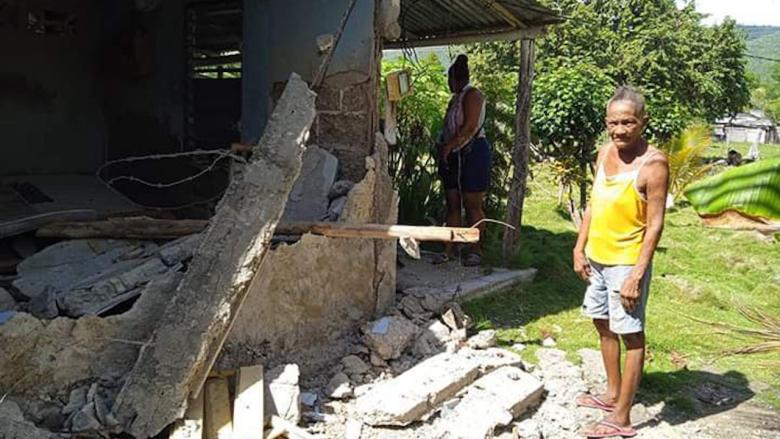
233, 366, 264, 439
488, 1, 527, 28
502, 39, 536, 263
111, 74, 316, 438
205, 378, 233, 439
384, 27, 545, 50
169, 388, 204, 439
37, 219, 480, 243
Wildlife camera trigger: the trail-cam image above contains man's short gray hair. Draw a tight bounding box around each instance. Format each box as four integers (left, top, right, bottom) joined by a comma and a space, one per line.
607, 86, 647, 118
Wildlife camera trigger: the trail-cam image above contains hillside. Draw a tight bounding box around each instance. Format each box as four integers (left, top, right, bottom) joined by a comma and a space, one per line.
742, 25, 780, 83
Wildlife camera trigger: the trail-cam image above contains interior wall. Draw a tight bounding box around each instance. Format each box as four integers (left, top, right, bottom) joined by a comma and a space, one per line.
0, 0, 103, 175
0, 0, 186, 176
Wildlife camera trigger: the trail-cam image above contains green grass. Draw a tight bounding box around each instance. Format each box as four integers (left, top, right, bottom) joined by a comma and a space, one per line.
465, 162, 780, 412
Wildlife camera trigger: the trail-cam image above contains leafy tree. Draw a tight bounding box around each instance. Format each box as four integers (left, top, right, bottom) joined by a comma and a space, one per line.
531, 63, 614, 209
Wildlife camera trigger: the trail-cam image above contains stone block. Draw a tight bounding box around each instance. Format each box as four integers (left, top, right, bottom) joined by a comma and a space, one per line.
354, 352, 481, 426
326, 372, 353, 400
438, 367, 544, 439
342, 83, 370, 112
362, 315, 419, 360
317, 113, 370, 152
467, 330, 498, 349
316, 86, 341, 112
342, 355, 370, 378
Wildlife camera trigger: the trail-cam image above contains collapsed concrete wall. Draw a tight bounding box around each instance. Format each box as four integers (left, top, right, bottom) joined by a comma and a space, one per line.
221, 133, 398, 372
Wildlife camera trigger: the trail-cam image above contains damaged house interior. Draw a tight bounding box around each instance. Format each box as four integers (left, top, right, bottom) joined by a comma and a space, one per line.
0, 0, 568, 438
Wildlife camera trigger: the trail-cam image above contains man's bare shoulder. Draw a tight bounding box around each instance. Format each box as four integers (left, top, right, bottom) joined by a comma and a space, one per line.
646, 146, 669, 170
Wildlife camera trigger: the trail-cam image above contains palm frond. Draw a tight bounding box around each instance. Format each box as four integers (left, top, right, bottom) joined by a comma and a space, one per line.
661, 124, 713, 200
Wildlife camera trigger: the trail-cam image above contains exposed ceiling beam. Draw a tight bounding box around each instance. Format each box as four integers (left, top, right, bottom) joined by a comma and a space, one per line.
385, 26, 545, 49
487, 1, 528, 29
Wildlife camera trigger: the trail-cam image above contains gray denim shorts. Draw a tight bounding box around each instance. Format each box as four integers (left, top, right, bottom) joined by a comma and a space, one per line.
581, 260, 652, 334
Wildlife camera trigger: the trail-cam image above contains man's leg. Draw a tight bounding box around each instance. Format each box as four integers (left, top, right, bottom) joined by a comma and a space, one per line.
613, 331, 645, 426
443, 189, 462, 258
594, 319, 621, 405
462, 191, 486, 255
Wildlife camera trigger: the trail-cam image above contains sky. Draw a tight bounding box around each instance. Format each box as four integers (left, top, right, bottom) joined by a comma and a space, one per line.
683, 0, 780, 26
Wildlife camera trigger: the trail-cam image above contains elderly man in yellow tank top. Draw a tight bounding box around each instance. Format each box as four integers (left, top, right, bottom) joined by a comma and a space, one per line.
573, 87, 669, 438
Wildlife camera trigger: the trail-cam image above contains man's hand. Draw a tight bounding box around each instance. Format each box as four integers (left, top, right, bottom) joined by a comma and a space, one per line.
573, 250, 591, 281
439, 144, 453, 165
619, 271, 643, 312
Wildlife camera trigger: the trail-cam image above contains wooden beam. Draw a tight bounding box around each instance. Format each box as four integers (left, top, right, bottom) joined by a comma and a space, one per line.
111, 74, 316, 438
384, 26, 544, 49
169, 388, 204, 439
488, 1, 527, 29
502, 39, 536, 263
37, 218, 480, 243
204, 378, 233, 439
233, 366, 264, 439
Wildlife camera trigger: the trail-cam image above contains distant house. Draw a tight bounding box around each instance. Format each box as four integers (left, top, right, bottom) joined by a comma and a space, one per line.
714, 110, 779, 144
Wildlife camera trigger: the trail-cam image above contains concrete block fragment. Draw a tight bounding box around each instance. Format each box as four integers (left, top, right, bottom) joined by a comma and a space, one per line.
328, 180, 355, 200
467, 330, 498, 349
282, 145, 339, 222
362, 316, 419, 360
158, 234, 201, 266
28, 286, 58, 318
326, 372, 353, 400
354, 352, 480, 426
341, 355, 370, 378
438, 367, 544, 439
264, 364, 301, 426
412, 320, 451, 358
70, 402, 101, 432
345, 419, 363, 439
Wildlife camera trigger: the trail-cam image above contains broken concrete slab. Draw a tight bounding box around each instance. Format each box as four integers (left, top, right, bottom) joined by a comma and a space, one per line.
412, 320, 451, 358
454, 268, 538, 302
461, 347, 525, 373
264, 364, 301, 426
282, 145, 338, 222
362, 315, 419, 360
437, 367, 544, 439
111, 74, 316, 438
354, 352, 481, 426
13, 240, 158, 299
0, 399, 59, 439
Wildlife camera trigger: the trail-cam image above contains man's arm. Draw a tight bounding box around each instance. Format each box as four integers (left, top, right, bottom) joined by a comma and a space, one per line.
620, 154, 669, 311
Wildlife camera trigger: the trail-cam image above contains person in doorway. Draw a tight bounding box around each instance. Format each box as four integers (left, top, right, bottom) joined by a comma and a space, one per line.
433, 54, 491, 267
573, 86, 669, 438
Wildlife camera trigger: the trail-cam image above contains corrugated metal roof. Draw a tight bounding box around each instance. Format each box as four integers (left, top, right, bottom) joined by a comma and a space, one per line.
390, 0, 563, 48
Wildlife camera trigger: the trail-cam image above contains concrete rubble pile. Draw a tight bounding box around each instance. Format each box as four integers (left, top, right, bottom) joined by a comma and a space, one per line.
0, 74, 323, 438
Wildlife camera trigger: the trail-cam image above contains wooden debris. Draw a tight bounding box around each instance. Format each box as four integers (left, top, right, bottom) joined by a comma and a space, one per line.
233, 366, 264, 439
38, 218, 480, 243
205, 378, 233, 439
111, 73, 316, 438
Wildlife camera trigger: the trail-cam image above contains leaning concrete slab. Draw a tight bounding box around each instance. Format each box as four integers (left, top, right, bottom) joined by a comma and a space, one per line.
111, 73, 316, 438
437, 366, 544, 439
354, 352, 480, 426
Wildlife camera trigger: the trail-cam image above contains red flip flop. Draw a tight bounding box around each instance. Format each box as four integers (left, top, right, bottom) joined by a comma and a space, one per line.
583, 420, 638, 438
576, 394, 616, 412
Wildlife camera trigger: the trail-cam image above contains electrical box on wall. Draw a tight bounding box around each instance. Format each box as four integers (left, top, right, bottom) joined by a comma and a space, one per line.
385, 70, 411, 102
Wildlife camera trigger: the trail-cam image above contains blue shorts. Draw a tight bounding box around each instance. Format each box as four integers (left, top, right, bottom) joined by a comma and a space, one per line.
581, 260, 652, 334
439, 137, 492, 193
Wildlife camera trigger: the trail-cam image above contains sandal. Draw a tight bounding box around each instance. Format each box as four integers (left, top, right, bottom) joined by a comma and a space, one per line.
431, 253, 452, 265
462, 253, 481, 267
582, 420, 637, 438
576, 394, 616, 412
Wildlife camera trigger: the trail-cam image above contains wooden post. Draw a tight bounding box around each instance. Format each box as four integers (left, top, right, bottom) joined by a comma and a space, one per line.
502, 39, 536, 263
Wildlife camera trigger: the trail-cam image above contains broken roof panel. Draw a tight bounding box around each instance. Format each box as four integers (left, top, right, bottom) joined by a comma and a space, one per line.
388, 0, 564, 48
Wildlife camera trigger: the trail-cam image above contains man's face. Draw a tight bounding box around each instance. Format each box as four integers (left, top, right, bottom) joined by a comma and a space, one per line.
606, 100, 646, 150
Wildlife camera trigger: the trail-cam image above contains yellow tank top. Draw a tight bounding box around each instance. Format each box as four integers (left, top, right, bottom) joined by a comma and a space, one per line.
585, 151, 655, 265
